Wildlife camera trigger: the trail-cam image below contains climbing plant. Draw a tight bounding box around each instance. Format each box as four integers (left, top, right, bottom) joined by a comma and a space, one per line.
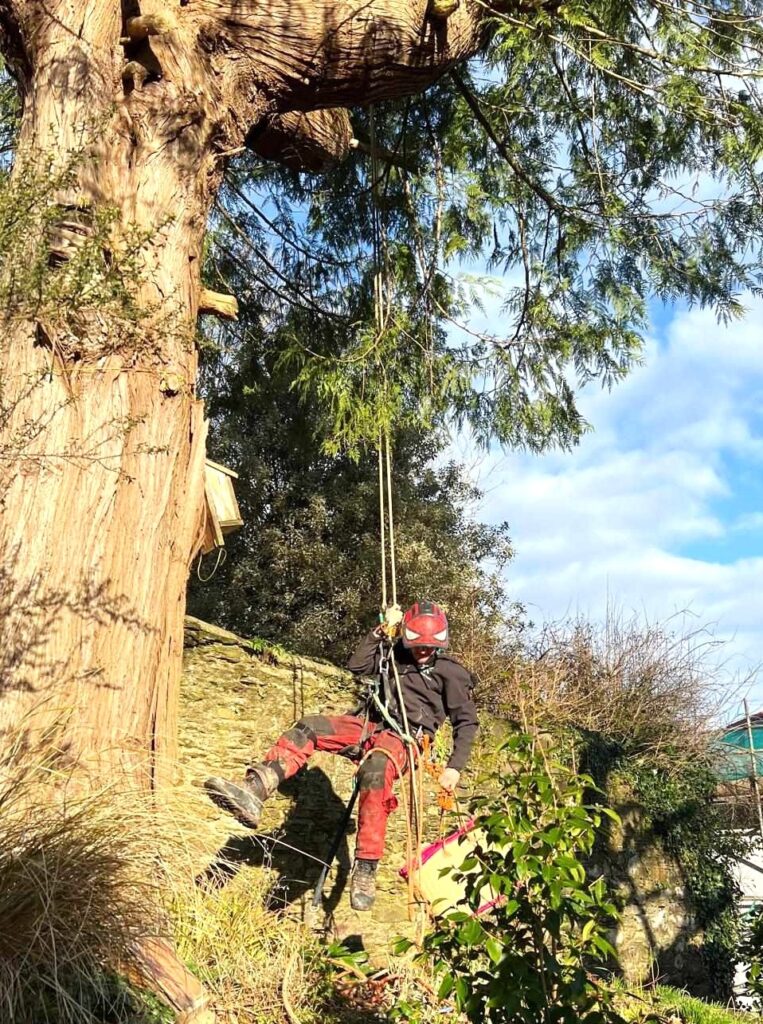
738, 903, 763, 1009
625, 759, 746, 1000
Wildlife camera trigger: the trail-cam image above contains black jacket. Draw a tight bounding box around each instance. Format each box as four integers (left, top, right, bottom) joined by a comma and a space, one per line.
347, 632, 479, 772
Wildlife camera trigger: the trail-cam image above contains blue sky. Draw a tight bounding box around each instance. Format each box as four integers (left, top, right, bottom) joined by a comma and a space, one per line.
454, 290, 763, 715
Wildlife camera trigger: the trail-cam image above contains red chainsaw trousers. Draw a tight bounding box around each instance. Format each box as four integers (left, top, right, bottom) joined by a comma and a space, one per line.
262, 713, 410, 861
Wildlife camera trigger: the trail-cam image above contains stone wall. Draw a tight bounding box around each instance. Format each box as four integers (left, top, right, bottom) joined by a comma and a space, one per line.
180, 616, 700, 978
592, 780, 704, 991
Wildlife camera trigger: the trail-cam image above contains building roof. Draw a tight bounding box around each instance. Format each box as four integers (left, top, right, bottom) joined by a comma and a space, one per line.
724, 711, 763, 732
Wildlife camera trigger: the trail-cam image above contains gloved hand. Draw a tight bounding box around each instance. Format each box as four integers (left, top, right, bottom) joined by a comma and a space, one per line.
384, 604, 403, 628
438, 767, 460, 791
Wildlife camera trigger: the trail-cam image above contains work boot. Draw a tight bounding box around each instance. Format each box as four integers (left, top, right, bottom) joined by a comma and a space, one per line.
204, 762, 280, 829
350, 858, 379, 911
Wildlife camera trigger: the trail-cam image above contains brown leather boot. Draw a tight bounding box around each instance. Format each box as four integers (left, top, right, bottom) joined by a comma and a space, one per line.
204, 763, 280, 829
350, 858, 379, 911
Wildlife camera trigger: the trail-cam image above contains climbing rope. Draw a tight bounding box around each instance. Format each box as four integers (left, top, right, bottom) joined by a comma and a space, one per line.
384, 433, 398, 609
370, 102, 398, 614
378, 442, 388, 610
368, 103, 430, 923
309, 110, 447, 918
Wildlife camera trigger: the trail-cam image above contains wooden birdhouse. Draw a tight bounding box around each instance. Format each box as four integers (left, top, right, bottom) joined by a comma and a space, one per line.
202, 459, 244, 554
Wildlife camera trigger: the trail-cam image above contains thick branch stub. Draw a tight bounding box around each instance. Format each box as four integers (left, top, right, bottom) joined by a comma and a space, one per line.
125, 14, 178, 41
198, 288, 239, 319
247, 108, 353, 172
197, 0, 487, 111
428, 0, 460, 20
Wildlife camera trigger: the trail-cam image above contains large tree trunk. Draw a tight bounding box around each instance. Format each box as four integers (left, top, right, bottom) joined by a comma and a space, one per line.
0, 0, 507, 792
0, 4, 220, 787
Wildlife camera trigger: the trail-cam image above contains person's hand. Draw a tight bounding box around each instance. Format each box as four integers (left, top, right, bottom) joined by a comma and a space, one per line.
384, 604, 403, 628
438, 767, 460, 791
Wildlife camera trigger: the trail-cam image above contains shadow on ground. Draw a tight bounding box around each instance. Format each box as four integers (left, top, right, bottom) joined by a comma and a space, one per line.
197, 766, 354, 916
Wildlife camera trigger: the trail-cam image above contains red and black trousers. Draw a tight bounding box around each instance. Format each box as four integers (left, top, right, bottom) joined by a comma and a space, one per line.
260, 714, 412, 861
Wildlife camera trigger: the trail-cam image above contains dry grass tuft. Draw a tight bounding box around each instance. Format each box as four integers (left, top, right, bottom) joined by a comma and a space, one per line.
169, 869, 321, 1024
0, 733, 167, 1023
0, 724, 335, 1024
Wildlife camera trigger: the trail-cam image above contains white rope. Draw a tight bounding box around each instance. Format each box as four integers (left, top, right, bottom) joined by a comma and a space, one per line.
370, 105, 398, 614
378, 438, 388, 609
384, 432, 398, 608
370, 107, 398, 613
368, 109, 424, 918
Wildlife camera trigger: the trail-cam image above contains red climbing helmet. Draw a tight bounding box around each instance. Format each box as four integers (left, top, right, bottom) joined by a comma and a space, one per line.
401, 601, 449, 650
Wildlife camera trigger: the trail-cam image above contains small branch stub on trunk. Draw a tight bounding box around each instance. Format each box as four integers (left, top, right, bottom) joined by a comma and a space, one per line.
198, 289, 239, 320
428, 0, 461, 19
125, 14, 178, 41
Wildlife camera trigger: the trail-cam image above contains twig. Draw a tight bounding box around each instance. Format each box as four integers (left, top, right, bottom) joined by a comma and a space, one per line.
282, 949, 301, 1024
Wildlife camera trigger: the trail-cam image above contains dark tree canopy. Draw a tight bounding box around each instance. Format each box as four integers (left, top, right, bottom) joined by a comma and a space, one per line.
189, 249, 516, 659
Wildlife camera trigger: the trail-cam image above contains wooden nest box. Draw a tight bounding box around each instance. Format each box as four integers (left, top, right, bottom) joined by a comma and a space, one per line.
202, 459, 244, 554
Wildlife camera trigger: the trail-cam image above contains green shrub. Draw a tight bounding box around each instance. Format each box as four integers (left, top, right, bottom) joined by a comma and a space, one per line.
396, 733, 624, 1024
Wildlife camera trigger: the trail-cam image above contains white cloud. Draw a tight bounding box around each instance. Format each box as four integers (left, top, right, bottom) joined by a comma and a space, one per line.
460, 295, 763, 705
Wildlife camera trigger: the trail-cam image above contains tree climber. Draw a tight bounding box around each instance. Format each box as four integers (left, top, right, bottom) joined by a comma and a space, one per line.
204, 600, 479, 911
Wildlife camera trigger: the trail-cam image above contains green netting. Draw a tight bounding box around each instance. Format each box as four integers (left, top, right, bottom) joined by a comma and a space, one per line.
715, 727, 763, 782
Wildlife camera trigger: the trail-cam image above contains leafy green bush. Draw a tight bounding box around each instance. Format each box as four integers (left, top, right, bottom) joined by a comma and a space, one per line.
396, 734, 624, 1024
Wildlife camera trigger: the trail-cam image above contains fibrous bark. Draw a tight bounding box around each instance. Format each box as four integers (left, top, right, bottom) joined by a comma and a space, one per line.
0, 0, 517, 791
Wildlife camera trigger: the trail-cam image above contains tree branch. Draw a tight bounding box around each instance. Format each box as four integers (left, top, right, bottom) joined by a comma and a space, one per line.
246, 108, 353, 171
198, 288, 239, 319
196, 0, 488, 109
450, 70, 565, 215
